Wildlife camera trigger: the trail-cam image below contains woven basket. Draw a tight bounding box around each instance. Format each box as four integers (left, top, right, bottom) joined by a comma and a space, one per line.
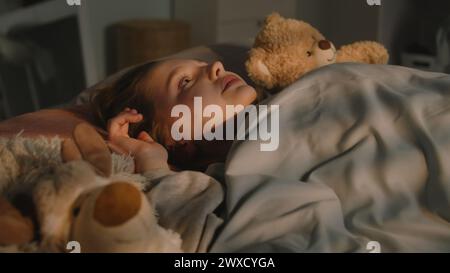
108, 19, 190, 72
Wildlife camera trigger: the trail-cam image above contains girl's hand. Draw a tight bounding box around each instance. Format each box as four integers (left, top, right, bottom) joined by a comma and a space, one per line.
107, 108, 169, 173
109, 132, 169, 173
107, 107, 143, 139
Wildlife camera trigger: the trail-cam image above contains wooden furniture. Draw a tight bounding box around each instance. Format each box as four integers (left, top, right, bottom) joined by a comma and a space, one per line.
108, 19, 190, 72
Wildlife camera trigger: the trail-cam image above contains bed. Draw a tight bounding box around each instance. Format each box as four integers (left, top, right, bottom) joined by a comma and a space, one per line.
1, 44, 450, 253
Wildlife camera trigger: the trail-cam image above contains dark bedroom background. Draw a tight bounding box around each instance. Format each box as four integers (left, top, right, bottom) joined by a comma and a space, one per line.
0, 0, 449, 120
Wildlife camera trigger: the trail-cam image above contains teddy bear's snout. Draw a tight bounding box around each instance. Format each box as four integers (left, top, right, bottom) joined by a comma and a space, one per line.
318, 40, 332, 50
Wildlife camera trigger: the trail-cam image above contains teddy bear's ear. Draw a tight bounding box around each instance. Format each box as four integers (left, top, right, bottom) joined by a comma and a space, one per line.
254, 60, 272, 80
265, 12, 283, 24
72, 123, 112, 178
246, 49, 275, 89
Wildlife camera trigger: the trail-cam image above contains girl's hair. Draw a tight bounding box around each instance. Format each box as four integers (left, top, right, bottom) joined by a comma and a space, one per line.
89, 61, 163, 141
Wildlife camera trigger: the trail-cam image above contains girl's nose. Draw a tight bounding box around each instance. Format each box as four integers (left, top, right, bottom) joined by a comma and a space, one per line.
208, 61, 224, 81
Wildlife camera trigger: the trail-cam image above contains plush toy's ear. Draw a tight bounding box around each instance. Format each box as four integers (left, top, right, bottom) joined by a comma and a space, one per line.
72, 123, 112, 178
246, 48, 275, 89
265, 12, 283, 24
336, 41, 389, 65
61, 138, 82, 163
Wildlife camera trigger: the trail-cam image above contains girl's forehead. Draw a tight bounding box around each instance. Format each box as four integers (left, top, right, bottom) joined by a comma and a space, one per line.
154, 59, 205, 73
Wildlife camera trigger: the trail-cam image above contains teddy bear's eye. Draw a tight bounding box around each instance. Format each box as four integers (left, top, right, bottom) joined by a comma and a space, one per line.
307, 51, 312, 57
72, 206, 81, 217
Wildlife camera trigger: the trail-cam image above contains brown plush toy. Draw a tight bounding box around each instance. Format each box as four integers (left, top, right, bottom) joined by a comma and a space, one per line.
34, 123, 183, 253
0, 123, 182, 253
246, 13, 389, 90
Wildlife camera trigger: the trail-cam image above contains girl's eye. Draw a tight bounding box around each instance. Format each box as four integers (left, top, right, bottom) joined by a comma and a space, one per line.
179, 77, 191, 89
307, 51, 312, 57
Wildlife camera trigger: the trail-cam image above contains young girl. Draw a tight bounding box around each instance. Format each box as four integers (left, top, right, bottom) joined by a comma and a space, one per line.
90, 59, 260, 172
0, 58, 258, 247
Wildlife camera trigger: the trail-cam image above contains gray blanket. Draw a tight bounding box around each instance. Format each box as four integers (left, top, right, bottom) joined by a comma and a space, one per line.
208, 63, 450, 253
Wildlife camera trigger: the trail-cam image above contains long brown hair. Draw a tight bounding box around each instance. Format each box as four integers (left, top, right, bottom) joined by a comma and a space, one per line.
89, 61, 161, 140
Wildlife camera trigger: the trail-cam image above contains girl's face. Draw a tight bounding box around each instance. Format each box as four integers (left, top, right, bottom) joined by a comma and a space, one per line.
140, 59, 257, 142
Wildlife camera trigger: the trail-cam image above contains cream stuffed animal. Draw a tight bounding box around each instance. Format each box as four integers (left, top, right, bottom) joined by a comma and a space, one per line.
1, 123, 182, 253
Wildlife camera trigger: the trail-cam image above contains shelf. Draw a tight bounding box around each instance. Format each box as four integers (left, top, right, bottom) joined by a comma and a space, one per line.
0, 0, 77, 33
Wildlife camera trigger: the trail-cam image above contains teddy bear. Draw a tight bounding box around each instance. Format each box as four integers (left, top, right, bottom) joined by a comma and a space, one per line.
246, 13, 389, 90
0, 123, 182, 253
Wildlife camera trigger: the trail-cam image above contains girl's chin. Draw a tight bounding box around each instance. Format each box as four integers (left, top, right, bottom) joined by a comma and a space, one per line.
243, 86, 258, 104
222, 85, 257, 105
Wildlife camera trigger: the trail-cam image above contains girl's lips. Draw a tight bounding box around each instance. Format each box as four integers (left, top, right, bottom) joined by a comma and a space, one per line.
221, 75, 241, 93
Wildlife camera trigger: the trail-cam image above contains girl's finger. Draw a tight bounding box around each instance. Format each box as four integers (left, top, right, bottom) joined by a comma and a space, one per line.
137, 131, 154, 143
122, 108, 137, 114
107, 142, 129, 155
109, 112, 143, 127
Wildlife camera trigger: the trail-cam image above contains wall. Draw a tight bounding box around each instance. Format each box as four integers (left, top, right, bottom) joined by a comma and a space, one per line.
378, 0, 416, 64
297, 0, 450, 65
79, 0, 450, 85
296, 0, 380, 48
379, 0, 450, 64
79, 0, 171, 85
414, 0, 450, 54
